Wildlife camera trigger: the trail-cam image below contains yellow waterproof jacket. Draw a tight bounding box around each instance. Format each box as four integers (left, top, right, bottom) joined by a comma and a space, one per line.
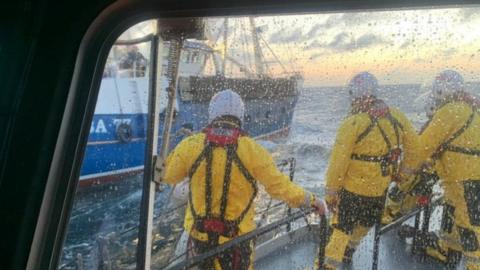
416, 101, 480, 184
164, 133, 306, 243
326, 107, 418, 197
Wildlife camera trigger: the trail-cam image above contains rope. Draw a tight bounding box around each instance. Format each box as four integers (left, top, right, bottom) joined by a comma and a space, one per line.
241, 20, 254, 76
258, 34, 289, 75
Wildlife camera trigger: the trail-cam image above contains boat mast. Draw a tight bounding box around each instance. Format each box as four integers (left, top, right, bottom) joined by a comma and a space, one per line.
248, 17, 265, 76
222, 18, 228, 76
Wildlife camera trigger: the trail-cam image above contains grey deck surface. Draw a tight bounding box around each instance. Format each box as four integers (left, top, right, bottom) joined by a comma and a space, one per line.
168, 212, 465, 270
255, 225, 464, 270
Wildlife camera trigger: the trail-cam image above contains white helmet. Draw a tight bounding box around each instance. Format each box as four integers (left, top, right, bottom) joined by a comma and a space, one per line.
347, 72, 379, 101
208, 89, 245, 123
432, 70, 464, 102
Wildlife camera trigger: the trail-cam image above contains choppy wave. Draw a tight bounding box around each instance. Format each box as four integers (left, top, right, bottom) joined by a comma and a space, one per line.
260, 140, 331, 193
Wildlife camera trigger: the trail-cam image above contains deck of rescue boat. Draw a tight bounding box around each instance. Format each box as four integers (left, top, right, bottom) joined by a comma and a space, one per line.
255, 220, 465, 270
166, 210, 465, 270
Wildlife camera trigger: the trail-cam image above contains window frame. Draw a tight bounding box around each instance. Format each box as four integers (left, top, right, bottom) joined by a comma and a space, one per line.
27, 0, 480, 269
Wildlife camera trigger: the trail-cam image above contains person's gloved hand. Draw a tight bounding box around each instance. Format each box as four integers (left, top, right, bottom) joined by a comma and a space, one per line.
396, 165, 416, 183
303, 192, 328, 216
325, 189, 338, 214
311, 196, 328, 216
172, 178, 190, 206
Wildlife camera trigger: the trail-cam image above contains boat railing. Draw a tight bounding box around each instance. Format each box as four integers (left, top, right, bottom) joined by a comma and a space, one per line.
371, 196, 443, 270
164, 207, 324, 270
101, 34, 154, 79
178, 75, 299, 102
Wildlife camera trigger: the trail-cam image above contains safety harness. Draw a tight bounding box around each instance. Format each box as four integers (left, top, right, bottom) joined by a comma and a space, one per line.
350, 98, 404, 177
432, 100, 480, 160
187, 121, 258, 268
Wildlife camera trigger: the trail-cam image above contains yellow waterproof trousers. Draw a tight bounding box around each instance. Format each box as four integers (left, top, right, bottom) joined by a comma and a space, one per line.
421, 201, 462, 266
442, 181, 480, 270
190, 237, 254, 270
383, 181, 479, 269
321, 189, 384, 269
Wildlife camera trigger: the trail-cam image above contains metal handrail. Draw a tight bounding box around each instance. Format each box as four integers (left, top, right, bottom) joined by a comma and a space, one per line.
371, 197, 443, 270
379, 197, 442, 235
379, 208, 421, 235
165, 208, 317, 270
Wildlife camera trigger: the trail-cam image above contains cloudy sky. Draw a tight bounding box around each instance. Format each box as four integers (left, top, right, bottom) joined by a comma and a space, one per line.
208, 6, 480, 87
122, 6, 480, 87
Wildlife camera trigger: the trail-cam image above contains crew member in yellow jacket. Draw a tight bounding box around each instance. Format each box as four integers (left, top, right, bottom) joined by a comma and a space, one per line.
398, 70, 480, 270
320, 72, 418, 269
382, 95, 440, 225
162, 89, 326, 270
381, 93, 463, 268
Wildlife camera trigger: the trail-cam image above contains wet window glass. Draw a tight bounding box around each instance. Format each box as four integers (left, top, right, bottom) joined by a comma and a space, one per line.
59, 22, 157, 269
61, 7, 480, 270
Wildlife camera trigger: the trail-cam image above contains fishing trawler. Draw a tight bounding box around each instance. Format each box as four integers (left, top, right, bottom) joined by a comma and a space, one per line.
79, 18, 302, 187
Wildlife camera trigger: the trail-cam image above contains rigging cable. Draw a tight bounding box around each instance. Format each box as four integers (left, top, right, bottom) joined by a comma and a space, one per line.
240, 19, 253, 77
229, 19, 238, 77
258, 34, 289, 75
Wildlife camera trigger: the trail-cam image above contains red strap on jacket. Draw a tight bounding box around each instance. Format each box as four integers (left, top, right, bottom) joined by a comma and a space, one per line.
202, 219, 228, 234
351, 97, 390, 119
204, 127, 243, 146
367, 99, 390, 119
417, 196, 429, 206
